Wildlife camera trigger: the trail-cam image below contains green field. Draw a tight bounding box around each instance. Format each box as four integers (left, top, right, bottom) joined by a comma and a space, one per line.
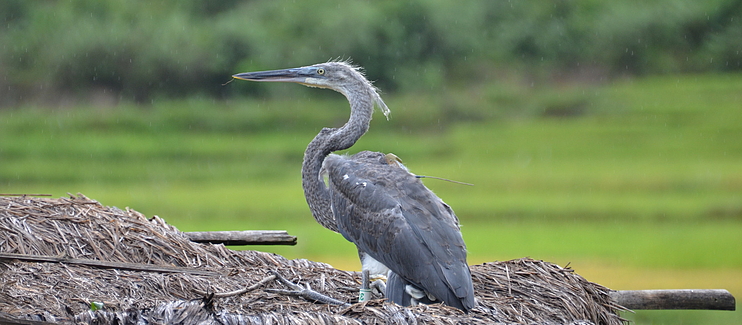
2, 74, 741, 323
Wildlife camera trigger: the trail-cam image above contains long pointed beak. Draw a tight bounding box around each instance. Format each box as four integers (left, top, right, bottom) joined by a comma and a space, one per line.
232, 67, 309, 83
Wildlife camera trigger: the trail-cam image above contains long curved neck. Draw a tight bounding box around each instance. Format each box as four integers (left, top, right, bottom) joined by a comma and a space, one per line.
302, 88, 374, 232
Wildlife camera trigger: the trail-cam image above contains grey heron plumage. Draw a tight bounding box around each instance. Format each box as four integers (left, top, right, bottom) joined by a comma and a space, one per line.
232, 61, 475, 311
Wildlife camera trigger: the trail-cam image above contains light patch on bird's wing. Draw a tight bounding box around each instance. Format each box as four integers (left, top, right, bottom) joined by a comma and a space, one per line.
384, 153, 409, 172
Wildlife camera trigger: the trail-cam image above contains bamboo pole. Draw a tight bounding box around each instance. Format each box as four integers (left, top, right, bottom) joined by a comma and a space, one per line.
0, 252, 220, 276
610, 289, 736, 310
185, 230, 297, 246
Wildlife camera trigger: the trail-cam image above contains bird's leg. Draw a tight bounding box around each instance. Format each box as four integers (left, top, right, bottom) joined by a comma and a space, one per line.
359, 270, 372, 302
265, 270, 350, 307
360, 269, 388, 301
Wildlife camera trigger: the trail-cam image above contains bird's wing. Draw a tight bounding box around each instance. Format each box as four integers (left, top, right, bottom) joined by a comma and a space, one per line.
325, 153, 475, 310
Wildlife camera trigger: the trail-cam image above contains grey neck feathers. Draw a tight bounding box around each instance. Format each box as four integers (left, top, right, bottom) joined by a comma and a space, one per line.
301, 86, 375, 232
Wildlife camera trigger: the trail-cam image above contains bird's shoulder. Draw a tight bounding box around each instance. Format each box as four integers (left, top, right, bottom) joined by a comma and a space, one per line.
324, 152, 436, 211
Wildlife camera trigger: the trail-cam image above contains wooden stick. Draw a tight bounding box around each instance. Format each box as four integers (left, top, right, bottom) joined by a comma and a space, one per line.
0, 311, 59, 325
185, 230, 297, 246
0, 252, 220, 276
610, 289, 736, 311
193, 274, 277, 298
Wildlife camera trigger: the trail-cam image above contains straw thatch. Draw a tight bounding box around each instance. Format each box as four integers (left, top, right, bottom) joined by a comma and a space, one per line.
0, 194, 627, 324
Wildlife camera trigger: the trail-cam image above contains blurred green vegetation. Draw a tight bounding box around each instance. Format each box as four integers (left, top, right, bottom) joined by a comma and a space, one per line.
1, 0, 741, 105
2, 78, 740, 250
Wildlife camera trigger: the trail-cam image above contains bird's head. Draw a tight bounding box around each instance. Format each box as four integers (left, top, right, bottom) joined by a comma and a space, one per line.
233, 61, 390, 119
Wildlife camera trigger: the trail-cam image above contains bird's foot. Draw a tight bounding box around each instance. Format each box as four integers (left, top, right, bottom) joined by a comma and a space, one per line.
265, 270, 350, 307
406, 284, 437, 306
370, 279, 386, 297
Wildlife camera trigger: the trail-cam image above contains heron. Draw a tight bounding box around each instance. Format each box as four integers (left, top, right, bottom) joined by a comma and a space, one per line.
232, 61, 475, 311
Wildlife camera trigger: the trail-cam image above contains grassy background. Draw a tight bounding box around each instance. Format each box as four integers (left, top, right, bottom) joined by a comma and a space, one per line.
2, 74, 741, 323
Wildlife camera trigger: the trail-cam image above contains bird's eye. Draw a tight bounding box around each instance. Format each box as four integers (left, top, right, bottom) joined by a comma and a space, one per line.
317, 68, 325, 75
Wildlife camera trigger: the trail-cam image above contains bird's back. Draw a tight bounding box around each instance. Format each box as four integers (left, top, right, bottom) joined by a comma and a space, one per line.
324, 151, 475, 311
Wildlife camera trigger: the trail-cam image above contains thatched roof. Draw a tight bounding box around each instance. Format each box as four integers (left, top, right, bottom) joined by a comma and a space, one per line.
0, 194, 627, 324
